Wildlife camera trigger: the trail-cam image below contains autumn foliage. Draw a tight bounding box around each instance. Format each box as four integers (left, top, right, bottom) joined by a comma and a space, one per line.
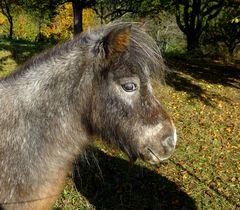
0, 13, 5, 25
42, 3, 96, 41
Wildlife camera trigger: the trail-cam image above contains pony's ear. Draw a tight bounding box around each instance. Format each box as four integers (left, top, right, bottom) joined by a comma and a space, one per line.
102, 24, 132, 57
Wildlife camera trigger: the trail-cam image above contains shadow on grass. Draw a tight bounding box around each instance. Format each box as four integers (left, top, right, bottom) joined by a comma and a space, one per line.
166, 70, 232, 107
167, 59, 240, 88
73, 147, 196, 210
166, 59, 239, 106
0, 38, 53, 67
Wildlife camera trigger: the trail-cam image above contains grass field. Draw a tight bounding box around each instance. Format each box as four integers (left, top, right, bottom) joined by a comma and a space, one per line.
0, 38, 239, 210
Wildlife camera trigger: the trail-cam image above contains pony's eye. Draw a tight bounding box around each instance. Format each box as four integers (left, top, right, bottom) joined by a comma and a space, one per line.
121, 82, 137, 92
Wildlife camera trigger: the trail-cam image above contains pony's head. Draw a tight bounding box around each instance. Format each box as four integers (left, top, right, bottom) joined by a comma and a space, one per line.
84, 23, 176, 164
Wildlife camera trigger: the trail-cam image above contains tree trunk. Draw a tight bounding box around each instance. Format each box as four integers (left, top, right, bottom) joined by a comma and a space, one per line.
8, 17, 13, 39
186, 32, 200, 52
175, 0, 223, 53
72, 0, 83, 35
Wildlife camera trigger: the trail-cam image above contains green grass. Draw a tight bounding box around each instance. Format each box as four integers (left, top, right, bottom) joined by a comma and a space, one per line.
0, 38, 239, 209
0, 38, 53, 77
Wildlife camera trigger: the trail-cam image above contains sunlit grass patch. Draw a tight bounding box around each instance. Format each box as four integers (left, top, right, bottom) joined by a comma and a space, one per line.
156, 60, 240, 209
0, 47, 17, 77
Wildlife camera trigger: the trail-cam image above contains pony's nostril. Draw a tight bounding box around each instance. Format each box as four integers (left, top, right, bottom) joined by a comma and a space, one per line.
166, 126, 177, 150
166, 136, 175, 148
162, 135, 176, 153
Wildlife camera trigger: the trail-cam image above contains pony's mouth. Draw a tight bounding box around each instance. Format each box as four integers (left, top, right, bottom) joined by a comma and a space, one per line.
140, 147, 172, 165
147, 147, 162, 163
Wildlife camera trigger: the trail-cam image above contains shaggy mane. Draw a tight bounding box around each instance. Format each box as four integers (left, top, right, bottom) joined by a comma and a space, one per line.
4, 22, 165, 82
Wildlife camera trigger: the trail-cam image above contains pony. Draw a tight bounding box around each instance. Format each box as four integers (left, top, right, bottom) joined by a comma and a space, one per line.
0, 22, 176, 210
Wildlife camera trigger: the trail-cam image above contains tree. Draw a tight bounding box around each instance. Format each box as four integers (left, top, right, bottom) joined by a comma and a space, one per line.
93, 0, 167, 24
175, 0, 224, 51
201, 3, 240, 57
0, 0, 15, 39
93, 0, 138, 24
20, 0, 66, 41
218, 10, 240, 56
23, 0, 95, 36
70, 0, 95, 34
41, 3, 95, 41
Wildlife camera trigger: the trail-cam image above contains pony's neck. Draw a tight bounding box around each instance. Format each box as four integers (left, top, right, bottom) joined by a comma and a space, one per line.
9, 40, 88, 107
11, 40, 93, 167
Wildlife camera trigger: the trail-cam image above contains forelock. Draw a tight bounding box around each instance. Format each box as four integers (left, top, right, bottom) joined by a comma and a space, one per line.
129, 24, 165, 80
87, 22, 165, 82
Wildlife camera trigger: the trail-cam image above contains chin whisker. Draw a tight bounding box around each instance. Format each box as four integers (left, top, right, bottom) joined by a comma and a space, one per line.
147, 147, 161, 162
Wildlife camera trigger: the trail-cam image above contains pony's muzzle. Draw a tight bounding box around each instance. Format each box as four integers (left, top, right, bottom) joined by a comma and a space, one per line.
141, 123, 177, 164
